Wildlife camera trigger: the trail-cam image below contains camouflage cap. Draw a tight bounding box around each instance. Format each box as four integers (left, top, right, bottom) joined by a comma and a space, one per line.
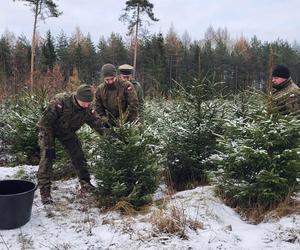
101, 64, 117, 78
118, 64, 134, 75
75, 84, 93, 102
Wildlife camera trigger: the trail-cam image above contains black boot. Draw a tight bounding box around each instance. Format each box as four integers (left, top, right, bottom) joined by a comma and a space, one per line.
79, 179, 95, 194
40, 187, 54, 205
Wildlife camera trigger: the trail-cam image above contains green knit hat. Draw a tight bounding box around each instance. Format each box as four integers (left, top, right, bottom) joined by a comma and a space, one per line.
101, 63, 117, 78
75, 84, 93, 102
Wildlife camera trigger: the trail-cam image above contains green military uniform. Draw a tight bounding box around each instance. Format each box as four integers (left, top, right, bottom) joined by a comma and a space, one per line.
273, 77, 300, 116
118, 64, 144, 120
95, 78, 139, 126
131, 79, 144, 118
37, 90, 103, 192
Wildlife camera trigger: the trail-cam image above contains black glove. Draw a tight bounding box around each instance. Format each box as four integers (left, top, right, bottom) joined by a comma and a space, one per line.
45, 148, 56, 160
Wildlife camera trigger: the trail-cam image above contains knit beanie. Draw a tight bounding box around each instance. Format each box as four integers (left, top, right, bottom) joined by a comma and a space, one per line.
272, 65, 290, 79
75, 84, 93, 102
101, 64, 117, 78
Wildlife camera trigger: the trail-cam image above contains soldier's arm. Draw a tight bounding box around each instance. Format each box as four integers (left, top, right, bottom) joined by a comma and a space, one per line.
95, 88, 107, 118
125, 82, 139, 122
85, 108, 105, 134
38, 100, 61, 148
136, 83, 144, 113
286, 90, 300, 116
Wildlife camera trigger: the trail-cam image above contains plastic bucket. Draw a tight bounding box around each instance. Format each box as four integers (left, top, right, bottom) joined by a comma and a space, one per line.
0, 180, 37, 230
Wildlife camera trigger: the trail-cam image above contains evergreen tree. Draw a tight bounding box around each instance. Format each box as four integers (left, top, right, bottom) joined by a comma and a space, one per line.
190, 41, 202, 79
12, 35, 31, 87
13, 0, 62, 89
106, 33, 129, 66
56, 31, 70, 84
97, 36, 109, 68
165, 25, 183, 94
214, 34, 231, 83
80, 33, 98, 84
166, 78, 225, 190
140, 33, 166, 96
248, 36, 265, 89
120, 0, 159, 78
231, 37, 251, 92
41, 30, 56, 72
180, 31, 194, 85
0, 35, 13, 89
210, 92, 300, 215
68, 27, 85, 83
201, 39, 214, 77
92, 123, 160, 207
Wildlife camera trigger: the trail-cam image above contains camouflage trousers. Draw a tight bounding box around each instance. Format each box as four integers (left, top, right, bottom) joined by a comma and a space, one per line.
37, 131, 90, 190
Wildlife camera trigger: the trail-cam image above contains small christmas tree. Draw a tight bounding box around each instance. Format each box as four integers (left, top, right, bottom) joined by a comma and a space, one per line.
92, 122, 160, 208
210, 92, 300, 214
0, 91, 48, 164
165, 78, 226, 190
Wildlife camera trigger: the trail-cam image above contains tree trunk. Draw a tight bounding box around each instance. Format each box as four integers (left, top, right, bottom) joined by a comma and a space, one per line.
267, 46, 273, 114
133, 4, 140, 79
235, 65, 238, 93
30, 0, 40, 91
198, 45, 201, 79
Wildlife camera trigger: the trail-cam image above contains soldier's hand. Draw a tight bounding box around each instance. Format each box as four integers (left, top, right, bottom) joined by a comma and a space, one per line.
45, 148, 56, 160
101, 117, 111, 128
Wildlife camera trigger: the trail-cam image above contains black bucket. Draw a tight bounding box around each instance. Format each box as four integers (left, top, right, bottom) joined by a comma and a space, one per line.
0, 180, 37, 230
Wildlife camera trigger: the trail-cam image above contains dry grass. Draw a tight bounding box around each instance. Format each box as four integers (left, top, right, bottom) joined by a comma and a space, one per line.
235, 198, 300, 224
17, 232, 33, 250
263, 199, 300, 222
151, 204, 203, 239
113, 200, 137, 215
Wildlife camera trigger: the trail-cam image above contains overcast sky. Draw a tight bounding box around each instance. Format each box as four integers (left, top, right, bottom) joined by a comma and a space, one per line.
1, 0, 300, 44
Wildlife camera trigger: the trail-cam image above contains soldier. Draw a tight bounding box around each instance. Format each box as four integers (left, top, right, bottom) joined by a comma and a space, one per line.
272, 65, 300, 116
95, 64, 139, 127
37, 84, 104, 204
118, 64, 144, 118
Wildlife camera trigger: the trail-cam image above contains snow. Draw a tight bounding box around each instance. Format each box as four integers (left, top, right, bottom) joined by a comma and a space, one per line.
0, 165, 299, 250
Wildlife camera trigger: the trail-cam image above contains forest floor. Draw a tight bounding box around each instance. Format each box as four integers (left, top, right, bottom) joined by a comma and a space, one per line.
0, 165, 299, 250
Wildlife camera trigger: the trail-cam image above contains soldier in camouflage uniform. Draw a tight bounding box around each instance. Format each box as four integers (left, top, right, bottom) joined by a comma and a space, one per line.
272, 65, 300, 116
118, 64, 144, 120
95, 64, 139, 127
37, 85, 104, 204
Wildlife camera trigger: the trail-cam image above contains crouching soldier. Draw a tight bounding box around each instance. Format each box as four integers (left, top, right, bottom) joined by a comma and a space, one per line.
37, 84, 104, 204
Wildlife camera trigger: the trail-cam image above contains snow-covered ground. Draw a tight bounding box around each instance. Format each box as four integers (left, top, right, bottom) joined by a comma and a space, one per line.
0, 165, 299, 250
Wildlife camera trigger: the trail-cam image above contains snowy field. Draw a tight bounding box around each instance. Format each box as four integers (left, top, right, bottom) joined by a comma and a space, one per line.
0, 165, 299, 250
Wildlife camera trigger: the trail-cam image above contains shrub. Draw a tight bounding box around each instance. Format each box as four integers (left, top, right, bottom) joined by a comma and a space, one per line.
210, 92, 300, 214
92, 122, 160, 207
0, 91, 48, 164
164, 78, 226, 190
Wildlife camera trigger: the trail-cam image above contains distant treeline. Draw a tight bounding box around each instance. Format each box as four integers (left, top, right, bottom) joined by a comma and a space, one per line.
1, 26, 300, 97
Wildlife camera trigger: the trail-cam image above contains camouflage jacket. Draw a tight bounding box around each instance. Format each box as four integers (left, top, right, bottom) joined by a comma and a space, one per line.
37, 92, 103, 148
132, 80, 144, 114
273, 78, 300, 116
95, 78, 138, 126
